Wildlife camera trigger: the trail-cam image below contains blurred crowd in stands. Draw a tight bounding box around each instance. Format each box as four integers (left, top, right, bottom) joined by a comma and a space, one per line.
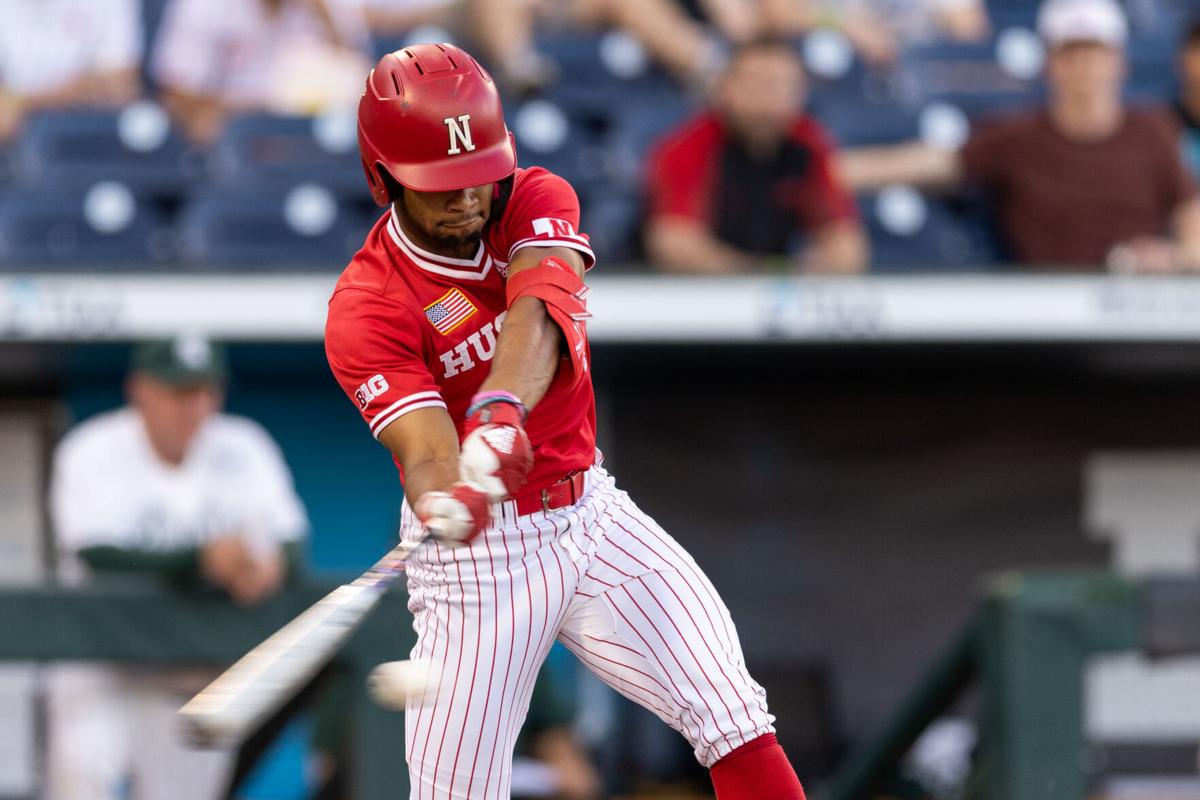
1, 0, 1199, 274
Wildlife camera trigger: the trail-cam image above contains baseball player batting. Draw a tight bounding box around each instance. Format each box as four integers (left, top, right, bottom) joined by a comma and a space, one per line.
325, 43, 806, 799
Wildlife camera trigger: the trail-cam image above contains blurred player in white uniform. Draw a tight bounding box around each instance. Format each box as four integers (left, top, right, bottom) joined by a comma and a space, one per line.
45, 335, 308, 800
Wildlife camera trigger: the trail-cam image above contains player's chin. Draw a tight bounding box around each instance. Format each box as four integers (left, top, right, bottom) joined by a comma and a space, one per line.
433, 225, 484, 249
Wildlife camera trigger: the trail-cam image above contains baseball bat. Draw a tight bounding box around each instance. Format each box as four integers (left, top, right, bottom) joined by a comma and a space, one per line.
178, 533, 431, 747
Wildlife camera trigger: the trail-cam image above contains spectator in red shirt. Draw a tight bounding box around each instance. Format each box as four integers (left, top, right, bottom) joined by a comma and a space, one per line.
645, 37, 869, 274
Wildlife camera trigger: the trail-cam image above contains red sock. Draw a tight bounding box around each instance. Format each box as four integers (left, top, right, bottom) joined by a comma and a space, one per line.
709, 734, 806, 800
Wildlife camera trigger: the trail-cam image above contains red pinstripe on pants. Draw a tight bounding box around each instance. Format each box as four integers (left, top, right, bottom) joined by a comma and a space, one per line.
399, 465, 775, 799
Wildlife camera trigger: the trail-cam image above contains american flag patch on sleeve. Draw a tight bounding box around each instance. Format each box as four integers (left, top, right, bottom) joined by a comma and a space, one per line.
423, 287, 477, 335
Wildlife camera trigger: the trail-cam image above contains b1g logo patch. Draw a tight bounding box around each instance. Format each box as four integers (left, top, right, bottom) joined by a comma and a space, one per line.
355, 374, 389, 410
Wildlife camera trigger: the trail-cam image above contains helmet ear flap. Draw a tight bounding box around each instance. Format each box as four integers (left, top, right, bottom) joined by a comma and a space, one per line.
377, 168, 404, 205
489, 174, 515, 225
361, 159, 400, 207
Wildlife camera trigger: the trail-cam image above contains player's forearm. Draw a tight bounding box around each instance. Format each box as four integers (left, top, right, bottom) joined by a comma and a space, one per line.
378, 409, 466, 504
836, 143, 962, 192
478, 295, 560, 410
399, 455, 461, 506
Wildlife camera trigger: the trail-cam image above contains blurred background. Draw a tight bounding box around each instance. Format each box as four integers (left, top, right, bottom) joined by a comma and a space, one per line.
2, 0, 1200, 798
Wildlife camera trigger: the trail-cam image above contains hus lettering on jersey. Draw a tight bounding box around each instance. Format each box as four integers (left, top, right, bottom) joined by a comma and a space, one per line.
444, 114, 476, 155
355, 374, 390, 410
532, 217, 577, 239
439, 312, 506, 378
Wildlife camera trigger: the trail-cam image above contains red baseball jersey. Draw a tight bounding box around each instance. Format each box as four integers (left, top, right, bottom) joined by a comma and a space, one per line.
325, 167, 597, 491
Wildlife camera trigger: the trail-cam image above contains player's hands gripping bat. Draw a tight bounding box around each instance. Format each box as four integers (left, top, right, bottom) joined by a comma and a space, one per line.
459, 391, 533, 501
414, 482, 490, 544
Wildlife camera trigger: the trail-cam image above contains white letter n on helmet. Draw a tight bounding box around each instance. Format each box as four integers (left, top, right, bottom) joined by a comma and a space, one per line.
444, 114, 476, 155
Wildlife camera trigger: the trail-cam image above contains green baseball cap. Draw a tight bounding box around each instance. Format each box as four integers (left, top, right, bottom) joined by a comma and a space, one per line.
131, 335, 228, 386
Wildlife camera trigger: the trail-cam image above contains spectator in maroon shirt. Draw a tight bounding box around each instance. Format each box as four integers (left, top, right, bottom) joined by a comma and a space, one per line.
645, 37, 869, 274
840, 0, 1200, 273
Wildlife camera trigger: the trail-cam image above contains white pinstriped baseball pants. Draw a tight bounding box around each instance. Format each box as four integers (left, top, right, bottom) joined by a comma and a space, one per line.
398, 464, 775, 799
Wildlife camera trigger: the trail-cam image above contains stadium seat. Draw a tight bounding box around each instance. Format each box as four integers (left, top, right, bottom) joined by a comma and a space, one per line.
372, 25, 473, 69
891, 34, 1041, 117
208, 112, 364, 196
860, 187, 1001, 272
985, 0, 1039, 29
814, 97, 922, 147
510, 98, 609, 189
802, 27, 865, 85
11, 106, 196, 197
177, 187, 377, 269
531, 31, 682, 122
0, 183, 174, 268
604, 94, 700, 187
1125, 21, 1180, 102
580, 185, 643, 266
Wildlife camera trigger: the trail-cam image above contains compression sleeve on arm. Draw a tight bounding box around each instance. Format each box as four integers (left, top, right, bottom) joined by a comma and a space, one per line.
505, 255, 592, 382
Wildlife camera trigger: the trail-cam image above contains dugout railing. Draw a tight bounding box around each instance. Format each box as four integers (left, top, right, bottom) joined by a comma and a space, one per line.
4, 572, 1197, 800
0, 579, 414, 799
828, 571, 1200, 800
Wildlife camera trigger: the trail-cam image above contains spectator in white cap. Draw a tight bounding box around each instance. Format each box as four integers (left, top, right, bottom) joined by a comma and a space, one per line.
839, 0, 1200, 273
1037, 0, 1127, 48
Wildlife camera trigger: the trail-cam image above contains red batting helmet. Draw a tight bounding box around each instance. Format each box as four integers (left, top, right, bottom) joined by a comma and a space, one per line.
357, 44, 517, 205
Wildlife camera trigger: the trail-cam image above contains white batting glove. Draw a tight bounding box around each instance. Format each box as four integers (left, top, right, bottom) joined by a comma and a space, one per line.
414, 482, 490, 545
460, 395, 533, 502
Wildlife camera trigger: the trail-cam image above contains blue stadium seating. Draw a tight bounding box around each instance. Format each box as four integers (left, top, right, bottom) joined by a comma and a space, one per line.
12, 107, 196, 197
892, 34, 1042, 117
985, 0, 1039, 29
805, 28, 1039, 145
176, 188, 376, 269
511, 98, 609, 190
0, 184, 173, 268
531, 32, 683, 122
814, 98, 922, 148
859, 189, 1002, 272
603, 94, 700, 188
580, 185, 643, 266
3, 0, 1184, 273
208, 112, 364, 196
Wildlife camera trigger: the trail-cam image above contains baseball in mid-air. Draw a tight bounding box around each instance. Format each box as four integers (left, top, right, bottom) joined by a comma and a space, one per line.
368, 659, 435, 710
